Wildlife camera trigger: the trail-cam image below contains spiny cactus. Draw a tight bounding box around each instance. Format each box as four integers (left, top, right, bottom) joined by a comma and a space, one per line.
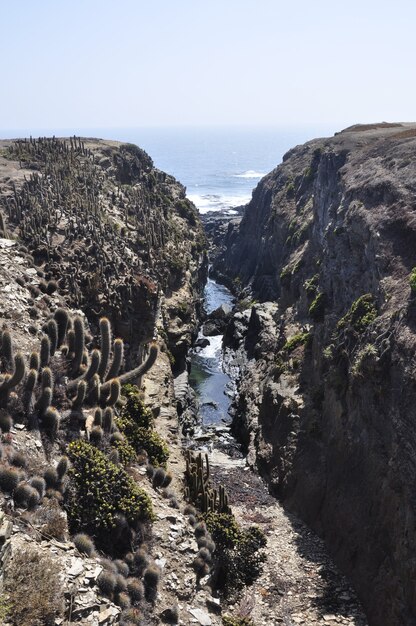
35, 386, 52, 415
23, 368, 37, 416
88, 373, 101, 405
72, 380, 87, 410
71, 316, 85, 375
103, 407, 114, 433
56, 456, 69, 480
98, 317, 112, 381
119, 343, 158, 385
30, 476, 46, 497
93, 407, 103, 427
73, 533, 95, 556
0, 330, 13, 370
42, 407, 60, 436
0, 353, 26, 408
184, 450, 231, 515
29, 352, 40, 372
40, 336, 51, 368
47, 319, 58, 356
100, 378, 121, 407
41, 367, 54, 391
54, 308, 69, 348
106, 338, 124, 381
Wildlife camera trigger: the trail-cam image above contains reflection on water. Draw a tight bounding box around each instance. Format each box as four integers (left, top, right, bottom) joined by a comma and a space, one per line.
189, 277, 234, 426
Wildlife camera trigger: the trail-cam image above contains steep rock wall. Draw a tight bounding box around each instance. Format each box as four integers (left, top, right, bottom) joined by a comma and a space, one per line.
218, 123, 416, 625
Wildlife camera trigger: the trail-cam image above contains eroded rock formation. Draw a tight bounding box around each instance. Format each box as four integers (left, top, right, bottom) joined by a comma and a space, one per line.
216, 123, 416, 625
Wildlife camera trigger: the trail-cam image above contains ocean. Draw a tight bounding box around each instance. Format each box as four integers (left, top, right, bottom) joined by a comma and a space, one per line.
0, 125, 334, 214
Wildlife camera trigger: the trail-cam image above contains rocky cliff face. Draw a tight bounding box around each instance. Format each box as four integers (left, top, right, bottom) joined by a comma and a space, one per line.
0, 137, 206, 365
217, 123, 416, 625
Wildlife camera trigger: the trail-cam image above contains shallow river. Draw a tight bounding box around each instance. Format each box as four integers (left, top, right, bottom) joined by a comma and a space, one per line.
189, 277, 234, 426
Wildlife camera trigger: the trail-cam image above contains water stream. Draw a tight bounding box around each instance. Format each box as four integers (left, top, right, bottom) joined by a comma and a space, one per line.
189, 277, 234, 429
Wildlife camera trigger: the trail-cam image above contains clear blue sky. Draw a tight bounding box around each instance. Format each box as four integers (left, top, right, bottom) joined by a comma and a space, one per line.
1, 0, 415, 132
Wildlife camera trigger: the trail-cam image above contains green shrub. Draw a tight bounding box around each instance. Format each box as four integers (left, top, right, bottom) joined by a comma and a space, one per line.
111, 438, 137, 466
337, 294, 377, 333
309, 292, 327, 322
121, 386, 154, 429
66, 440, 153, 541
204, 512, 266, 596
117, 417, 169, 467
283, 332, 311, 353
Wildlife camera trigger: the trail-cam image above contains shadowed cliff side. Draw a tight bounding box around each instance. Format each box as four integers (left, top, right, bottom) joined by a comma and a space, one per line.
215, 122, 416, 625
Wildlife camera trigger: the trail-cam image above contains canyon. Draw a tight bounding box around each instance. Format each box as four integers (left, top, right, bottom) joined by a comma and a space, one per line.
0, 124, 415, 625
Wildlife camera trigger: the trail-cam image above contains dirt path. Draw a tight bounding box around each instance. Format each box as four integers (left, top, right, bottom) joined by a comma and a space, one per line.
209, 450, 368, 626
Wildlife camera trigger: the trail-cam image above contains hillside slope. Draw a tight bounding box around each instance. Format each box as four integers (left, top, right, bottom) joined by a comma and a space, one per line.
0, 137, 206, 365
216, 123, 416, 625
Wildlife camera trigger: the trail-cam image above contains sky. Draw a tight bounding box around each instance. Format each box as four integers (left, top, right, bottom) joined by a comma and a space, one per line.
1, 0, 416, 133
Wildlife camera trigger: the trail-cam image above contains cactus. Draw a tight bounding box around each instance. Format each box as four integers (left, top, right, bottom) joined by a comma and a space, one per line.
88, 373, 101, 405
54, 308, 69, 347
29, 352, 40, 372
0, 353, 26, 408
56, 456, 69, 479
35, 386, 52, 415
93, 407, 103, 427
100, 378, 121, 407
1, 330, 13, 370
106, 338, 124, 381
98, 317, 111, 381
72, 380, 87, 410
103, 407, 114, 433
47, 319, 58, 356
23, 368, 37, 416
41, 367, 54, 391
66, 329, 75, 355
71, 316, 85, 376
119, 343, 158, 385
86, 349, 101, 381
42, 406, 60, 436
40, 336, 51, 367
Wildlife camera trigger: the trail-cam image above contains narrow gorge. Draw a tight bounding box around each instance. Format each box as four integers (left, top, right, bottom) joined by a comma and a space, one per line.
0, 125, 414, 626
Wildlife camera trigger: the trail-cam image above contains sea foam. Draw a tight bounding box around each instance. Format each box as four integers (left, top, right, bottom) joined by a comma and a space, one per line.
188, 192, 251, 214
233, 170, 265, 179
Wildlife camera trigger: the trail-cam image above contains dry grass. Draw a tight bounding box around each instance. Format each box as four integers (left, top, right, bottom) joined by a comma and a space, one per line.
5, 545, 64, 626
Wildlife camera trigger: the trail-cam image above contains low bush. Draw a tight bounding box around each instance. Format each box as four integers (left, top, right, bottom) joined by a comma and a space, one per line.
5, 546, 64, 626
337, 294, 377, 333
35, 498, 68, 540
121, 385, 154, 429
66, 440, 153, 545
117, 416, 169, 467
205, 512, 266, 597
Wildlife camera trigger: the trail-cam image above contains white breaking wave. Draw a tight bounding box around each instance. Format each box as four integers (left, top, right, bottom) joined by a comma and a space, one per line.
188, 192, 251, 214
199, 334, 223, 360
233, 170, 265, 179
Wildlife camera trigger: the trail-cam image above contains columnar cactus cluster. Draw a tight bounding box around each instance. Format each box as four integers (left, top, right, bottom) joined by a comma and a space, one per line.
184, 450, 232, 515
0, 311, 158, 439
1, 137, 202, 328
